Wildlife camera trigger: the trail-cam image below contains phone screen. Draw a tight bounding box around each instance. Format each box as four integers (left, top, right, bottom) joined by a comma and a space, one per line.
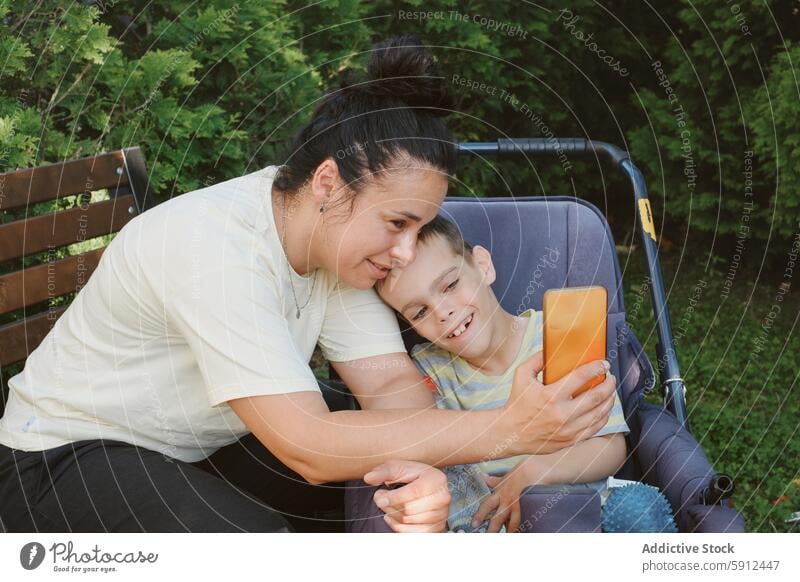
543, 285, 608, 397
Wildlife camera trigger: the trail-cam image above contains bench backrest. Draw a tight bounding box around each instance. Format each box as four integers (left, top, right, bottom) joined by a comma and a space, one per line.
0, 148, 150, 368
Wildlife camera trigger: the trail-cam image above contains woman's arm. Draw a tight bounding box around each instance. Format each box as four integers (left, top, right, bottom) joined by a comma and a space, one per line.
229, 389, 512, 484
330, 353, 436, 410
228, 352, 619, 484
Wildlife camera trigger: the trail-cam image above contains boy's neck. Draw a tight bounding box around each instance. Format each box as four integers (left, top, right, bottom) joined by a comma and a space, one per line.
462, 309, 530, 376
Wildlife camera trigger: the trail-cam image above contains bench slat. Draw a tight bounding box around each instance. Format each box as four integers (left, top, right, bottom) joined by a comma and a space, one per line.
0, 307, 68, 367
0, 195, 135, 262
0, 151, 129, 212
0, 247, 105, 316
0, 147, 151, 372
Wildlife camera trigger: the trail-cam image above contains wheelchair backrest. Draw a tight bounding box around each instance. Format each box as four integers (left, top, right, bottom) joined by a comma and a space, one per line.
400, 195, 627, 358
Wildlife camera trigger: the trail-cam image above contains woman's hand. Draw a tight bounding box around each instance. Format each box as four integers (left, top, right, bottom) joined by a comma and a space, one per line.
503, 351, 617, 456
472, 458, 543, 533
363, 460, 451, 532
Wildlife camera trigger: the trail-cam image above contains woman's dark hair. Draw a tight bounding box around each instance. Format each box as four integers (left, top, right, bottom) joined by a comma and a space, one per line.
274, 35, 457, 206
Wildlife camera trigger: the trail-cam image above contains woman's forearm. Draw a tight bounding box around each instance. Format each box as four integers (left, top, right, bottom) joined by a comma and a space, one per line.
231, 358, 621, 484
311, 407, 515, 483
526, 433, 627, 486
231, 391, 516, 484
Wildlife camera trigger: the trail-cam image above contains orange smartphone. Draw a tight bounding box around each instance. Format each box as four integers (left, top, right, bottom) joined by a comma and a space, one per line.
543, 285, 608, 397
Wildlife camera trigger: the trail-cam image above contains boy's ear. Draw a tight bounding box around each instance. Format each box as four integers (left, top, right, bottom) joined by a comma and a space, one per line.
470, 245, 496, 285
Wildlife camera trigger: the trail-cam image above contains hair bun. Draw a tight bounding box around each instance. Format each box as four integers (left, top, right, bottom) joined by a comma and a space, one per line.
363, 35, 452, 115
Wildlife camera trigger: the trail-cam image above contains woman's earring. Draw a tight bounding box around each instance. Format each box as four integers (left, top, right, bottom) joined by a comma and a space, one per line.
319, 205, 325, 213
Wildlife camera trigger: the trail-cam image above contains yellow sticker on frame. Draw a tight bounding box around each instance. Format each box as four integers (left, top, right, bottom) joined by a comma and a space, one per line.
638, 199, 657, 242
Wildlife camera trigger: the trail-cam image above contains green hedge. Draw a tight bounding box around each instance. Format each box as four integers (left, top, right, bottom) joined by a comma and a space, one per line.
2, 0, 798, 262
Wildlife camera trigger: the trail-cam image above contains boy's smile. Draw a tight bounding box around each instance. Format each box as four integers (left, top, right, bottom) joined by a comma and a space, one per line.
446, 312, 474, 340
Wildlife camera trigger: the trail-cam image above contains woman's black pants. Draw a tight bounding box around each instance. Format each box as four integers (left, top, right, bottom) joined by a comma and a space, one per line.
0, 381, 353, 533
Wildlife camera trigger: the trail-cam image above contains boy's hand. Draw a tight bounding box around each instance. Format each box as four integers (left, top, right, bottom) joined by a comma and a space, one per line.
363, 460, 451, 532
472, 458, 542, 533
503, 351, 617, 455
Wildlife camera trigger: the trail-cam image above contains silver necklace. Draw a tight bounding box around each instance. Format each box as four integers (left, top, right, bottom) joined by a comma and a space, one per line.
279, 193, 318, 318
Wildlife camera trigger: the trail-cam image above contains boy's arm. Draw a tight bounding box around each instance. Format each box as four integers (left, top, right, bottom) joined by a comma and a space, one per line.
473, 433, 628, 532
520, 432, 628, 486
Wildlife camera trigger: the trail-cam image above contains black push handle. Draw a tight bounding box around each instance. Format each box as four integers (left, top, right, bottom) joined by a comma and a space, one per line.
458, 138, 630, 166
457, 136, 690, 428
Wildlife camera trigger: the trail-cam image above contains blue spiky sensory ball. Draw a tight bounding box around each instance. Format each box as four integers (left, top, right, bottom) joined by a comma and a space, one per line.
602, 483, 678, 533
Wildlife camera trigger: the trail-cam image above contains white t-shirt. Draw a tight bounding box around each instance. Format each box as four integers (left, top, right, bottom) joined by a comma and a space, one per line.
0, 165, 406, 462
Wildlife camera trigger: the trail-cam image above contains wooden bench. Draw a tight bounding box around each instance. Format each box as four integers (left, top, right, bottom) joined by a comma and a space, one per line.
0, 148, 151, 406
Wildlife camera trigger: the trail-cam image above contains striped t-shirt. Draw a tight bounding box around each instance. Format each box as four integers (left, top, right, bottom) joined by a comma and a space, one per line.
412, 309, 630, 532
410, 308, 630, 477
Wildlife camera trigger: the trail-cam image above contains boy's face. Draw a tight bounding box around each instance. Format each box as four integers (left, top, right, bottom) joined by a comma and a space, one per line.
378, 235, 499, 358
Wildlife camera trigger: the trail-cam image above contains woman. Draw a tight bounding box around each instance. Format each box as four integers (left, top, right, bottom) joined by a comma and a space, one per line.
0, 36, 618, 533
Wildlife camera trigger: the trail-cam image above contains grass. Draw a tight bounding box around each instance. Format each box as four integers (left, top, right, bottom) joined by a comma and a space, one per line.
619, 247, 799, 533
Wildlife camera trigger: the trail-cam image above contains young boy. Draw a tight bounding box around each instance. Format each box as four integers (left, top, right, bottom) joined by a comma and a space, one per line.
375, 215, 630, 532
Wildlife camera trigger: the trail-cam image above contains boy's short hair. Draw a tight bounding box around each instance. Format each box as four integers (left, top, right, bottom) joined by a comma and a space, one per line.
375, 214, 473, 293
417, 214, 474, 260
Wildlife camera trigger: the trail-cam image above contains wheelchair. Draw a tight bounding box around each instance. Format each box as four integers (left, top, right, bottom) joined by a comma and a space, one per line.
328, 138, 745, 533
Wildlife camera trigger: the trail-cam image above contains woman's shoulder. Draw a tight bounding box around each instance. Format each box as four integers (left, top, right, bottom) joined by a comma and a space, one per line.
121, 166, 279, 247
105, 167, 284, 283
154, 166, 278, 224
